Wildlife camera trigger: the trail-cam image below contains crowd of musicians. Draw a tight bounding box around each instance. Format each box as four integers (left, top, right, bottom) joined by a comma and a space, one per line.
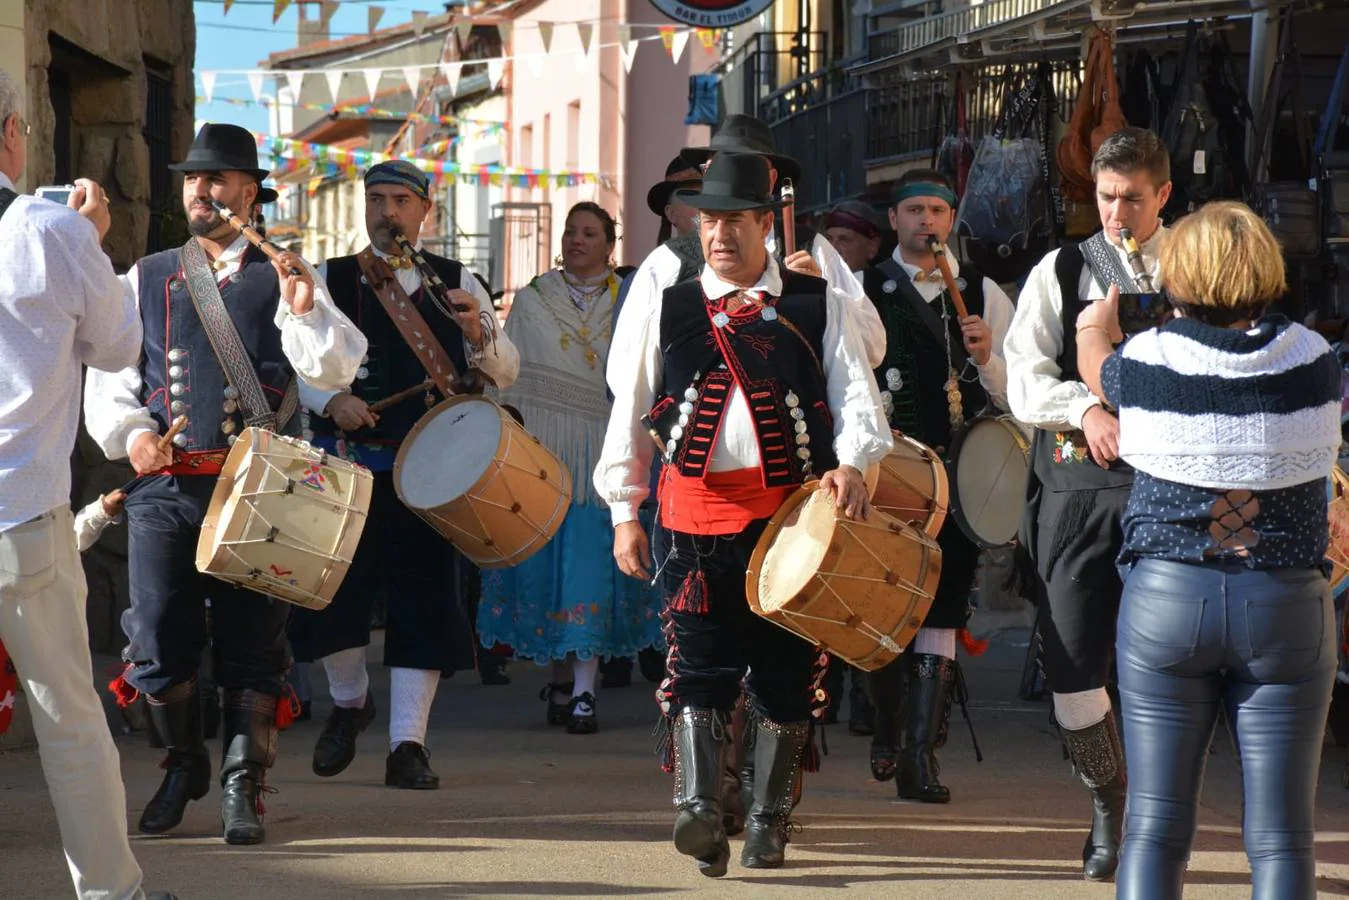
0, 53, 1342, 899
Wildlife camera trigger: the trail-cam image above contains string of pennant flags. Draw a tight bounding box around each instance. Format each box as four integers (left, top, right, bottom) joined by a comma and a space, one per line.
198, 21, 721, 105
256, 132, 615, 193
194, 95, 505, 133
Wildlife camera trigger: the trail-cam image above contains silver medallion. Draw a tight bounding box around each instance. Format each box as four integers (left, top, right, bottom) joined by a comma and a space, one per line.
784, 391, 800, 409
356, 367, 370, 381
712, 311, 731, 328
795, 432, 810, 446
794, 420, 808, 435
761, 306, 778, 322
790, 407, 805, 421
223, 399, 238, 415
223, 386, 239, 401
882, 280, 898, 294
796, 447, 811, 460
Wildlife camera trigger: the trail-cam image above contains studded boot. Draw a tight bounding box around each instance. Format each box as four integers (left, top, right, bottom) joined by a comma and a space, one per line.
1062, 711, 1127, 882
896, 653, 955, 803
219, 690, 278, 846
671, 707, 731, 878
741, 716, 810, 869
139, 679, 211, 834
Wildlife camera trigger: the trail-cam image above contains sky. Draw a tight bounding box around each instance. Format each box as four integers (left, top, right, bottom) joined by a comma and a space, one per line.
193, 0, 454, 136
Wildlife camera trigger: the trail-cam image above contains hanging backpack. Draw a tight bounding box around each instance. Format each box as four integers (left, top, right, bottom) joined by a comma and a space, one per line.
1058, 30, 1128, 237
935, 72, 975, 200
1162, 22, 1232, 216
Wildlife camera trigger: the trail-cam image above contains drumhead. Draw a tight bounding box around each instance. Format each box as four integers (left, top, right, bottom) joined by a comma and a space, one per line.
953, 417, 1029, 547
397, 398, 502, 509
758, 490, 835, 612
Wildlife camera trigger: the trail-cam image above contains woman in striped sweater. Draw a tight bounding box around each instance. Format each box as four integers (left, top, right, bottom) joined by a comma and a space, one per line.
1075, 201, 1342, 900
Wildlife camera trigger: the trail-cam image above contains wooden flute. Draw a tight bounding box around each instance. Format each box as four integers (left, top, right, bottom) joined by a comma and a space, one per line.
780, 179, 796, 256
210, 200, 303, 275
927, 236, 970, 320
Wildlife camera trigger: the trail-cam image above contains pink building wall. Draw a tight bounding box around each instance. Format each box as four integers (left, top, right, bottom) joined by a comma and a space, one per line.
505, 0, 712, 268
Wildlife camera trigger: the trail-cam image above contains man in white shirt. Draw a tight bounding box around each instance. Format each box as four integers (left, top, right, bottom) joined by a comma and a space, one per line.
594, 152, 890, 877
288, 160, 519, 792
83, 123, 367, 847
1003, 127, 1172, 882
859, 168, 1015, 805
0, 69, 175, 900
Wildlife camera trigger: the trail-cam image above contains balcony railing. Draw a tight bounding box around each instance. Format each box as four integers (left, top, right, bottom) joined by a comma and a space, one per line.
716, 31, 829, 120
759, 58, 868, 211
867, 0, 1071, 64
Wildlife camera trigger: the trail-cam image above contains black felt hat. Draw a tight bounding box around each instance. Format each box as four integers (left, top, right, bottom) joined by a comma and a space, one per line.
675, 152, 786, 212
171, 123, 271, 182
646, 156, 703, 217
679, 114, 802, 184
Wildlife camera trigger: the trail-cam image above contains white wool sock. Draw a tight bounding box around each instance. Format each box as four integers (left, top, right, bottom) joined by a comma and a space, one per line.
1053, 688, 1112, 731
572, 656, 599, 700
321, 646, 369, 708
913, 627, 957, 660
389, 667, 440, 751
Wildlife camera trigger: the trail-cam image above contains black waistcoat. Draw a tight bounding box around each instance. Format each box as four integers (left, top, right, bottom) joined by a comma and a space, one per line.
1033, 242, 1134, 489
863, 261, 987, 453
651, 271, 838, 488
137, 244, 297, 451
309, 251, 470, 443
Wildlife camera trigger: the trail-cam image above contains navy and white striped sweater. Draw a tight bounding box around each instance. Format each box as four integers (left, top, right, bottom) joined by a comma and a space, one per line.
1101, 315, 1342, 572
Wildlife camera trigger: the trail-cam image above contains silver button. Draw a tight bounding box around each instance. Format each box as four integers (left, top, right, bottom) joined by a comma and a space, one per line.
223, 399, 238, 414
712, 312, 730, 329
882, 280, 898, 294
167, 348, 186, 362
169, 383, 185, 397
171, 433, 188, 448
168, 365, 183, 379
794, 420, 808, 435
683, 387, 698, 402
796, 447, 811, 460
796, 432, 810, 445
790, 408, 805, 421
361, 354, 370, 365
356, 367, 370, 380
678, 401, 694, 416
670, 425, 684, 441
226, 435, 238, 447
761, 307, 778, 322
170, 400, 186, 415
784, 392, 800, 409
677, 413, 689, 428
223, 386, 239, 401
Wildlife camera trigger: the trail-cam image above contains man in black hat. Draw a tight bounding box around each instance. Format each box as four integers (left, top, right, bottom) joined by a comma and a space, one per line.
648, 156, 703, 245
595, 152, 891, 876
616, 114, 886, 374
289, 159, 518, 791
84, 122, 367, 846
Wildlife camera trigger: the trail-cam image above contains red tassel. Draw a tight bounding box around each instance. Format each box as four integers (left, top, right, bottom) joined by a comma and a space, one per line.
669, 570, 709, 616
959, 628, 989, 657
107, 670, 140, 709
274, 686, 300, 731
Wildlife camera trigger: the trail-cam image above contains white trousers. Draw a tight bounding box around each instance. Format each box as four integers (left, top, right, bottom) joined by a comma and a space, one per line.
0, 507, 145, 900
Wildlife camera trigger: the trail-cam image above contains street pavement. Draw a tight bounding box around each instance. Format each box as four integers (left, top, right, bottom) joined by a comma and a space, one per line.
5, 619, 1349, 899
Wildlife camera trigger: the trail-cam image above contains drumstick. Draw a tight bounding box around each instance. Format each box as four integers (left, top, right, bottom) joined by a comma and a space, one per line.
157, 415, 188, 453
210, 201, 303, 275
927, 236, 970, 320
368, 380, 435, 414
780, 179, 796, 257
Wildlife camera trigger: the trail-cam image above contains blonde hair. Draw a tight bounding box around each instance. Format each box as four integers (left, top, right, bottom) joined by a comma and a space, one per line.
1160, 201, 1287, 314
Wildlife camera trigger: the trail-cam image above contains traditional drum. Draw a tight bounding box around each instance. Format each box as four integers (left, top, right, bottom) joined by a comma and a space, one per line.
197, 427, 373, 610
949, 414, 1032, 547
746, 484, 942, 671
863, 431, 949, 538
393, 394, 571, 568
1328, 465, 1349, 591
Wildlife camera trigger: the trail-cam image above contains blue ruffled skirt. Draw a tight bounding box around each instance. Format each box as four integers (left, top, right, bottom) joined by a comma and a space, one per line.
478, 503, 663, 663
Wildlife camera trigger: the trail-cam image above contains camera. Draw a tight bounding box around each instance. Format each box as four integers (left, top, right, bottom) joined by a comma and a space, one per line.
34, 184, 76, 206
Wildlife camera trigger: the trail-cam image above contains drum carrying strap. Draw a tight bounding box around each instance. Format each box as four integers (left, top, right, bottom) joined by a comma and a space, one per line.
179, 238, 296, 431
355, 247, 469, 397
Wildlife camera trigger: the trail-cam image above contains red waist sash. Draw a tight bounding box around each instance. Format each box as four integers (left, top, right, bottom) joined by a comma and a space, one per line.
147, 449, 230, 478
658, 466, 794, 536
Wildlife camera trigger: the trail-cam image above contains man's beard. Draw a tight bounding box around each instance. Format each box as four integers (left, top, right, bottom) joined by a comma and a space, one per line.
187, 206, 227, 238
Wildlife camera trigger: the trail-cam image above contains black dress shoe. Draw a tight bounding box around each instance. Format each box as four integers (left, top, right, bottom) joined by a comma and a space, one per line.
566, 692, 598, 734
386, 742, 440, 790
312, 694, 377, 778
539, 682, 573, 726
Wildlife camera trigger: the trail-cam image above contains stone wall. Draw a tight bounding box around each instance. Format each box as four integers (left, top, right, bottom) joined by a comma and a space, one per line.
22, 0, 196, 653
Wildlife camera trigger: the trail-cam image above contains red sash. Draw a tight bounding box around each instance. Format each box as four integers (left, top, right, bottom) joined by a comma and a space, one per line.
658, 466, 793, 536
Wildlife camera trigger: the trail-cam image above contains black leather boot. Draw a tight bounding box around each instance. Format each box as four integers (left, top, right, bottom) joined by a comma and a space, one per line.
671, 707, 730, 878
737, 701, 757, 824
896, 653, 954, 803
139, 680, 211, 834
741, 716, 810, 869
1062, 711, 1127, 882
220, 690, 278, 846
312, 693, 377, 777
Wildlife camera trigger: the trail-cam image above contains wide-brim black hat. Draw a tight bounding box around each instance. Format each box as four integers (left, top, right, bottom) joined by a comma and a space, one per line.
646, 156, 702, 217
170, 123, 270, 183
680, 114, 802, 184
675, 152, 787, 212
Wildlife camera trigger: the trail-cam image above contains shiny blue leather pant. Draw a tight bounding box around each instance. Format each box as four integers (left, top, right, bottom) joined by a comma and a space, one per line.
1115, 558, 1334, 900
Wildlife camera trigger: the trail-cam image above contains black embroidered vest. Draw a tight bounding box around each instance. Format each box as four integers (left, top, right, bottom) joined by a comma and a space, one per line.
137, 244, 297, 452
651, 271, 838, 488
863, 261, 988, 453
309, 251, 470, 443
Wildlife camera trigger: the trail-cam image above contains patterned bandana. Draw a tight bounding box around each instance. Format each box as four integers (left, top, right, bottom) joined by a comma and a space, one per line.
364, 160, 430, 200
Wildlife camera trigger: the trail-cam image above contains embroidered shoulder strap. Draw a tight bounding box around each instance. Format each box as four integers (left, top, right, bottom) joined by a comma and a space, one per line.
179, 239, 277, 430
1080, 230, 1139, 292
